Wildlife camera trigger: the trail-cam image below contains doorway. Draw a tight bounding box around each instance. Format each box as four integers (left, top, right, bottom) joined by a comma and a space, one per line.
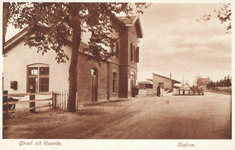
130, 71, 136, 97
91, 68, 98, 102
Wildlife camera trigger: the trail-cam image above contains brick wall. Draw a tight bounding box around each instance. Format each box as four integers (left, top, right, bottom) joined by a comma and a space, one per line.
77, 53, 108, 103
119, 65, 128, 98
109, 62, 120, 99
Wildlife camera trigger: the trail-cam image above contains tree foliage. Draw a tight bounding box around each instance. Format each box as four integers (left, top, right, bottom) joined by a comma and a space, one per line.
206, 75, 232, 89
5, 2, 150, 112
197, 3, 231, 34
193, 73, 202, 86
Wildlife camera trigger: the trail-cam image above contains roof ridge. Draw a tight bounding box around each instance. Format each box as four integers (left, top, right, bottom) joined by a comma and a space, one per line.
152, 72, 181, 83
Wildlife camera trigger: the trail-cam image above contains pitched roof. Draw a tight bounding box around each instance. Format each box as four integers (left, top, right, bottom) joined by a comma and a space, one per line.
118, 16, 137, 25
3, 28, 28, 53
198, 77, 210, 84
118, 15, 143, 38
3, 26, 89, 55
152, 73, 181, 83
4, 15, 143, 54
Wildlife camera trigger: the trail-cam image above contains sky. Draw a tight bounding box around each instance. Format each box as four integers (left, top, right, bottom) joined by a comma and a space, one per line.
5, 2, 232, 86
137, 3, 232, 85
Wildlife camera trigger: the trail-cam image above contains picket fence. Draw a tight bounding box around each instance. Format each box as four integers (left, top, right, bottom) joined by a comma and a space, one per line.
52, 92, 68, 111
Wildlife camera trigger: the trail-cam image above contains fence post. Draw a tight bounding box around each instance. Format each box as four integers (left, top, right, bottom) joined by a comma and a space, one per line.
29, 93, 35, 113
52, 92, 57, 110
3, 90, 8, 119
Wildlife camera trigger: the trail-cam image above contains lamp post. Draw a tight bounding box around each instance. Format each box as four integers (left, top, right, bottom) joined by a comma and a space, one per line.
183, 68, 188, 88
182, 68, 185, 88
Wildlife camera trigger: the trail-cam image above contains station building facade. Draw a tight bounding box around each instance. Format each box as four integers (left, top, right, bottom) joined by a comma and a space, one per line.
3, 16, 143, 107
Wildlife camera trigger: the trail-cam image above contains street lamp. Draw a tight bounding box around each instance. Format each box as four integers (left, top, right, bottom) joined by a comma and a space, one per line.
183, 68, 187, 88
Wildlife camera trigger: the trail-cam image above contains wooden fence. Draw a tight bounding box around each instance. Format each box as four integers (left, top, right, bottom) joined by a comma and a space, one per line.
3, 91, 54, 118
3, 91, 78, 118
52, 92, 68, 111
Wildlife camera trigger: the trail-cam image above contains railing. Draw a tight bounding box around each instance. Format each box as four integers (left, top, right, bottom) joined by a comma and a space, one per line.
3, 91, 73, 119
3, 91, 53, 118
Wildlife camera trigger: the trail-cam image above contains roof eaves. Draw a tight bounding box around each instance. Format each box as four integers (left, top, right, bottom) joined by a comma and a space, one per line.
137, 17, 143, 38
4, 29, 28, 52
124, 16, 143, 38
125, 16, 138, 26
152, 72, 181, 83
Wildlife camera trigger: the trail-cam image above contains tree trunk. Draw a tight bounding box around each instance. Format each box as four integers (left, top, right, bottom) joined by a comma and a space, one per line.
67, 5, 82, 112
3, 3, 10, 46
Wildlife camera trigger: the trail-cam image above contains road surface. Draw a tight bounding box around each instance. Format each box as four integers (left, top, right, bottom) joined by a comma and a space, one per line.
3, 92, 231, 139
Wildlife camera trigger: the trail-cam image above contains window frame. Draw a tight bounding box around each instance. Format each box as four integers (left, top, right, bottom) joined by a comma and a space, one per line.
27, 64, 49, 93
131, 43, 133, 62
113, 72, 117, 93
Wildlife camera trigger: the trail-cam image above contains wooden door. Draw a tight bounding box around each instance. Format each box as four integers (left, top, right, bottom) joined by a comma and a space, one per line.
91, 75, 97, 102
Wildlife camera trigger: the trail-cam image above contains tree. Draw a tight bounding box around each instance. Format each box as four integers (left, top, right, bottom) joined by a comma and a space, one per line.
206, 80, 215, 90
206, 75, 231, 90
193, 73, 201, 86
3, 2, 10, 45
197, 3, 231, 34
224, 75, 231, 87
5, 2, 150, 112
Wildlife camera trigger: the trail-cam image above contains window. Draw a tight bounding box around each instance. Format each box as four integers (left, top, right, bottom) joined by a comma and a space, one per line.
28, 67, 38, 75
40, 78, 49, 92
133, 45, 135, 62
113, 72, 117, 93
136, 47, 139, 63
91, 68, 97, 76
131, 43, 137, 62
111, 41, 119, 58
130, 43, 133, 61
116, 42, 119, 53
40, 67, 49, 75
131, 71, 135, 81
27, 64, 49, 93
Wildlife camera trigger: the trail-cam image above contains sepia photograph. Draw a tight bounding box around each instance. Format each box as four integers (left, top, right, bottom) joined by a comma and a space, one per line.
1, 1, 234, 150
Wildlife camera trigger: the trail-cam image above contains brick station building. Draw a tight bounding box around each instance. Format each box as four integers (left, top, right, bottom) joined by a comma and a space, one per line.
3, 15, 143, 108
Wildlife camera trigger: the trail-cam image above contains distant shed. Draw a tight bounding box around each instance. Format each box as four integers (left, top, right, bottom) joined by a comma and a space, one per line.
152, 73, 181, 91
138, 81, 153, 89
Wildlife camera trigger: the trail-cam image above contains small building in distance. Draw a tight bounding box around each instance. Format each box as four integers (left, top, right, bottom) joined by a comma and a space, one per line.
138, 81, 153, 90
197, 77, 210, 90
152, 73, 181, 91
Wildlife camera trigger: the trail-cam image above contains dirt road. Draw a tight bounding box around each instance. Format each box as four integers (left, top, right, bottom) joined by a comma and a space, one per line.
3, 92, 231, 139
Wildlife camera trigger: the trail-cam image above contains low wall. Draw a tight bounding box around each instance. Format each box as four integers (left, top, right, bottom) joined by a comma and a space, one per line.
173, 89, 204, 96
146, 89, 157, 96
